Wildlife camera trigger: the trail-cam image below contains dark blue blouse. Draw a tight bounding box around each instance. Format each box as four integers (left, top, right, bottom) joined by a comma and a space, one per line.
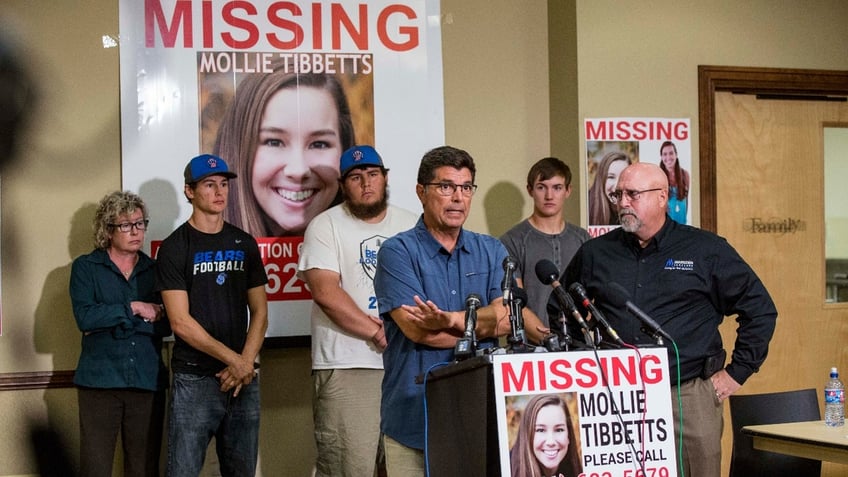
69, 248, 170, 390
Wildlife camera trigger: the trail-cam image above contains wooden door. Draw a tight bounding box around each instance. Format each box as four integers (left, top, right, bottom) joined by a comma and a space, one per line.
714, 91, 848, 476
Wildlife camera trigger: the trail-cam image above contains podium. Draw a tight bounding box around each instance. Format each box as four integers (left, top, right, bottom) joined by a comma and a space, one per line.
424, 355, 500, 476
425, 348, 679, 477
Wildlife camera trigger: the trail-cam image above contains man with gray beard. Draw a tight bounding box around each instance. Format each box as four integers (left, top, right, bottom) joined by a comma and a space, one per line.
562, 162, 777, 477
298, 145, 417, 477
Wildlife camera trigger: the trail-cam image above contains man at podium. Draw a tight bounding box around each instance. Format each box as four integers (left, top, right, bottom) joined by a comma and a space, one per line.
374, 146, 546, 475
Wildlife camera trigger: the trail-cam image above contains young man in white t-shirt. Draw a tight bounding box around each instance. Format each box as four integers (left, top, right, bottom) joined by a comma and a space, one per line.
297, 145, 417, 477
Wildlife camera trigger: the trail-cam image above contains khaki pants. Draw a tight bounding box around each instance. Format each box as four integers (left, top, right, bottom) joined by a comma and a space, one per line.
670, 376, 723, 477
312, 368, 383, 477
382, 435, 425, 477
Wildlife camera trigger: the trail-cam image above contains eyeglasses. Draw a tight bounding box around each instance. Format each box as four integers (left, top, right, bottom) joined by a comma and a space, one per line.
608, 188, 662, 205
109, 219, 149, 233
423, 182, 478, 197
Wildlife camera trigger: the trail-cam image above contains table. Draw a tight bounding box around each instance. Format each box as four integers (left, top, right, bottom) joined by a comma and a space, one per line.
742, 420, 848, 465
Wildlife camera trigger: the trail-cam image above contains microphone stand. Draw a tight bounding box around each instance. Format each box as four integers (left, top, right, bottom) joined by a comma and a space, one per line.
504, 287, 527, 353
546, 310, 571, 352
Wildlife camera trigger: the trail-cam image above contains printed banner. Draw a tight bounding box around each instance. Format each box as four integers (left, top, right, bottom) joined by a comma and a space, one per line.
119, 1, 444, 337
493, 349, 678, 477
584, 118, 691, 238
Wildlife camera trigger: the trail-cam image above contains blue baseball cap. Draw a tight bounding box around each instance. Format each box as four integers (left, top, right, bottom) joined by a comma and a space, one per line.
184, 154, 237, 184
339, 145, 386, 178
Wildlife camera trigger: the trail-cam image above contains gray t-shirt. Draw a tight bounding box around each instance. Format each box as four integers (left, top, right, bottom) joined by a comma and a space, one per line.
500, 219, 590, 326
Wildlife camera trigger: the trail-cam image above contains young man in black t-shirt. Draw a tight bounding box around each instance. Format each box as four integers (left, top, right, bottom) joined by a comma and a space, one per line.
156, 154, 268, 477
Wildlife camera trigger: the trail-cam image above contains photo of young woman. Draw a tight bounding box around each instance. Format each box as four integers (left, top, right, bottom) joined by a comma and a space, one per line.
509, 393, 582, 477
658, 140, 690, 224
588, 151, 633, 226
203, 58, 372, 237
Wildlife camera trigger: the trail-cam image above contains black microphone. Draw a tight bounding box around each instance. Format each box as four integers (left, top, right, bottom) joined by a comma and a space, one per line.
534, 260, 590, 331
568, 282, 624, 345
455, 293, 482, 359
605, 282, 672, 343
502, 256, 517, 302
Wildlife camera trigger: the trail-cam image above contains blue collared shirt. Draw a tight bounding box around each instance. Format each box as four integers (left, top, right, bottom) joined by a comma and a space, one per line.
374, 217, 507, 449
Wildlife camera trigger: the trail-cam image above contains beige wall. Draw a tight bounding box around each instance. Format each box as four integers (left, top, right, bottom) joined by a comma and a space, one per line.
1, 0, 847, 476
575, 0, 848, 226
442, 1, 554, 236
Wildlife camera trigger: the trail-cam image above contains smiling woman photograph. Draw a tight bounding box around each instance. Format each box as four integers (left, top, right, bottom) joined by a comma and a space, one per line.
207, 58, 372, 237
658, 140, 690, 224
588, 151, 633, 226
510, 393, 582, 477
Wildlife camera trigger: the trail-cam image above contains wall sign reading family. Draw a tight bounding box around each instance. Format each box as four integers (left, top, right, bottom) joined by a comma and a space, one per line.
585, 118, 691, 239
119, 0, 444, 337
492, 349, 678, 477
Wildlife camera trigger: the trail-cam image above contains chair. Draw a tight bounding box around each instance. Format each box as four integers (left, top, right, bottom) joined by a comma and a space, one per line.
728, 388, 822, 477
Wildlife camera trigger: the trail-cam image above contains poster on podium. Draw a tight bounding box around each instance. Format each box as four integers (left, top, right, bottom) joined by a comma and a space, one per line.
492, 348, 678, 477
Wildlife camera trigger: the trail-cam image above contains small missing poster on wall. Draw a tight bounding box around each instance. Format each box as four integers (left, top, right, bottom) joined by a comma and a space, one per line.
585, 118, 691, 238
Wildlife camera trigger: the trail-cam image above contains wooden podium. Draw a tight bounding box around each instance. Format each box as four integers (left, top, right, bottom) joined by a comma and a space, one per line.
425, 355, 500, 476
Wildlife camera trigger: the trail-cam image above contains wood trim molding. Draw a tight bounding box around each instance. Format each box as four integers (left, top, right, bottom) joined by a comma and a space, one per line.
263, 335, 311, 349
0, 337, 310, 391
0, 370, 76, 391
697, 65, 848, 232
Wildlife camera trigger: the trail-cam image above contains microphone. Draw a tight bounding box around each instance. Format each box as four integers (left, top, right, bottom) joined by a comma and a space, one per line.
462, 293, 482, 338
604, 282, 672, 343
502, 256, 517, 302
568, 282, 624, 346
534, 260, 590, 331
455, 293, 482, 359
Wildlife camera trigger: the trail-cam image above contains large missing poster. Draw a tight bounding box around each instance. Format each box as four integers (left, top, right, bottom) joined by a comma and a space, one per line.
493, 349, 678, 477
119, 1, 444, 337
585, 118, 691, 238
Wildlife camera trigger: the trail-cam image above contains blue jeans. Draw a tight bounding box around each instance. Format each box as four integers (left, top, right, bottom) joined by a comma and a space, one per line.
167, 373, 260, 477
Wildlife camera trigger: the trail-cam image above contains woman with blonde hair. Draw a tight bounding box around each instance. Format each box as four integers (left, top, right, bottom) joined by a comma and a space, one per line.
69, 190, 170, 477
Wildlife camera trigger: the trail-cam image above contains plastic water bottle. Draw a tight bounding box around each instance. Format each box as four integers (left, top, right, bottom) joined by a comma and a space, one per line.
825, 366, 845, 427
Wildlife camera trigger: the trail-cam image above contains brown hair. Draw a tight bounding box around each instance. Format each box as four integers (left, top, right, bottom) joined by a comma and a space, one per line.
588, 151, 631, 225
417, 145, 476, 185
527, 157, 572, 188
659, 141, 689, 200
